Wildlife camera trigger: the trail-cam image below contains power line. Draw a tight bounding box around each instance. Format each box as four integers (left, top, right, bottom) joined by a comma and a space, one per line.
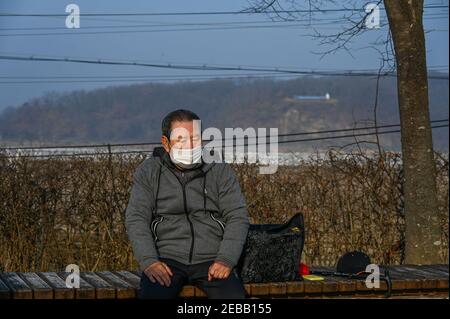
35, 11, 357, 26
0, 17, 379, 32
275, 124, 449, 145
0, 8, 388, 17
1, 71, 448, 84
0, 65, 447, 79
0, 25, 443, 38
0, 54, 448, 80
1, 51, 446, 75
0, 74, 306, 84
2, 124, 447, 158
0, 23, 349, 37
1, 27, 447, 38
0, 72, 313, 79
1, 149, 153, 158
2, 119, 448, 151
7, 10, 442, 28
0, 12, 446, 32
0, 16, 446, 37
0, 4, 447, 17
0, 65, 447, 83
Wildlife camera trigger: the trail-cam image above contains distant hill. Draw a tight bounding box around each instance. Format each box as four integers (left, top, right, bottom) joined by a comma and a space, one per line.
0, 74, 448, 151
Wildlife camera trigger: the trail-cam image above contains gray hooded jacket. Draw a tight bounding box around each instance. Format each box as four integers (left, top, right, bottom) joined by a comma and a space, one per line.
125, 147, 250, 272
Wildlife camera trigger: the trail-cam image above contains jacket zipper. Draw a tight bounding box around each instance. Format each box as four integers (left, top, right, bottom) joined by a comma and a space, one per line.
165, 168, 204, 264
182, 184, 195, 263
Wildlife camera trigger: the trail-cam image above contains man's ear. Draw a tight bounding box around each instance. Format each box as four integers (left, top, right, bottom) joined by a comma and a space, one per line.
161, 135, 170, 153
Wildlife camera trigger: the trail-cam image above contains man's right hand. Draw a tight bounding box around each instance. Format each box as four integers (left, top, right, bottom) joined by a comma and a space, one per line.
144, 261, 173, 287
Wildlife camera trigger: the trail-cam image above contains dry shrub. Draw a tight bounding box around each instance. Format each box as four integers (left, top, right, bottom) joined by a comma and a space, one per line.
0, 149, 448, 271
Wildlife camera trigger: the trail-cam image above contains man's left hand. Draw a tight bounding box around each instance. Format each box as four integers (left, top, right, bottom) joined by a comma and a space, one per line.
208, 261, 232, 281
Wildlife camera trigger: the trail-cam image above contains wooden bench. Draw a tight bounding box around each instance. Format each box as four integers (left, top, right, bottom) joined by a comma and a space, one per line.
0, 264, 448, 299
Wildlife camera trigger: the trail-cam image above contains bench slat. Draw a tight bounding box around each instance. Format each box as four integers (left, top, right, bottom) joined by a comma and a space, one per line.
303, 279, 323, 295
81, 272, 116, 299
431, 264, 449, 273
113, 271, 140, 290
286, 281, 304, 295
400, 265, 439, 290
38, 272, 75, 299
249, 283, 270, 296
417, 265, 448, 277
385, 268, 409, 291
387, 266, 423, 290
0, 272, 33, 299
311, 267, 341, 295
97, 271, 136, 299
57, 272, 95, 299
417, 265, 449, 289
269, 282, 287, 296
19, 272, 53, 299
0, 277, 11, 299
131, 270, 141, 277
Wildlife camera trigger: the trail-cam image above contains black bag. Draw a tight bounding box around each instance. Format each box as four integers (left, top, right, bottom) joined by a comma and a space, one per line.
236, 213, 305, 283
336, 251, 371, 274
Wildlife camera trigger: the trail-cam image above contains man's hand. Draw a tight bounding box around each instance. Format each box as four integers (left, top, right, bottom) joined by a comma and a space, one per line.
208, 261, 232, 281
144, 261, 173, 287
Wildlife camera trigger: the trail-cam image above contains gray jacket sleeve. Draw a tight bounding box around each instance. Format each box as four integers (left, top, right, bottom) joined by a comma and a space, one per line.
125, 161, 159, 272
214, 163, 250, 268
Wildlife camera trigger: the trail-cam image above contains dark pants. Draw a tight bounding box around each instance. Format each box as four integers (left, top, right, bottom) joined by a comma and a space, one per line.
139, 257, 246, 299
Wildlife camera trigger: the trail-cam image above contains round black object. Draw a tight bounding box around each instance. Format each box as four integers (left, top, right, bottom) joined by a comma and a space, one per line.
336, 251, 371, 274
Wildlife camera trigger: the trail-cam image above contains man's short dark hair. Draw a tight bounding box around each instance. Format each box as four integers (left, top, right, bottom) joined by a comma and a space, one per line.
161, 109, 200, 139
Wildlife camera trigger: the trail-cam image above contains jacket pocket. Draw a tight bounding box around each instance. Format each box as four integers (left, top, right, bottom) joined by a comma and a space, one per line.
209, 212, 226, 234
150, 216, 165, 242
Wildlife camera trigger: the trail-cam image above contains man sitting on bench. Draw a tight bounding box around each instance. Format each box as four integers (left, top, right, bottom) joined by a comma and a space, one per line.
125, 109, 250, 299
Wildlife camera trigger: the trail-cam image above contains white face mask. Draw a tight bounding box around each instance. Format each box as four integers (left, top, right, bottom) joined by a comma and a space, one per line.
169, 145, 202, 169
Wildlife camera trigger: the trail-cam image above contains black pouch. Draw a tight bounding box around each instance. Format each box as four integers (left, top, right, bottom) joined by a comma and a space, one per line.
236, 213, 305, 283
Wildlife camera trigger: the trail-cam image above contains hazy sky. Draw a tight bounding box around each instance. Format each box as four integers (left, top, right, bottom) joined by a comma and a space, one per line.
0, 0, 448, 111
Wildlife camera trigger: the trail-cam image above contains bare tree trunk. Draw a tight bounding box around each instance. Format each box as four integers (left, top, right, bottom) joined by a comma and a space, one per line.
384, 0, 442, 264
